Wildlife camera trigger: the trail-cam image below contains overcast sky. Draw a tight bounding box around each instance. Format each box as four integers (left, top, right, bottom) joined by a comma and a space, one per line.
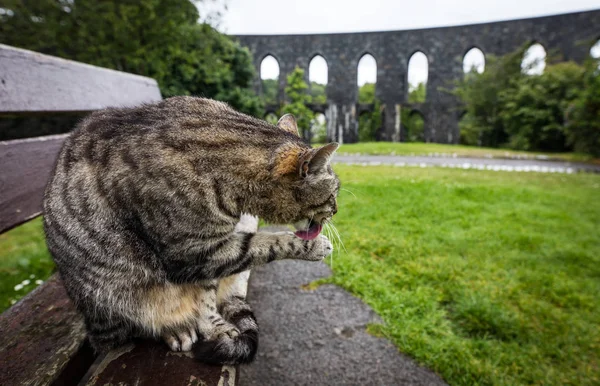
199, 0, 600, 86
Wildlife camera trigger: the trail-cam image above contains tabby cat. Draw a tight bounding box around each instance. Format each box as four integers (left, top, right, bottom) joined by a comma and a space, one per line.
43, 96, 340, 365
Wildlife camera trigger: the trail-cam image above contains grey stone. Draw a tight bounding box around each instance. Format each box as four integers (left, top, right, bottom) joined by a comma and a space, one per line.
235, 10, 600, 144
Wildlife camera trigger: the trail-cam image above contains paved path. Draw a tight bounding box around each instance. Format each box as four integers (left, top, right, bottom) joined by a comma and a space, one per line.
240, 260, 447, 386
333, 155, 600, 173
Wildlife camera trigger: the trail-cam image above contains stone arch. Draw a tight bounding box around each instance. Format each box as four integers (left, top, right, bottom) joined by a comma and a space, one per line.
260, 54, 281, 104
463, 47, 485, 74
308, 54, 328, 104
522, 42, 547, 75
357, 53, 377, 103
407, 51, 429, 103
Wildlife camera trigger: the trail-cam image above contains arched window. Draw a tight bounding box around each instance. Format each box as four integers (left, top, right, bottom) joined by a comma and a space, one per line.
400, 109, 425, 142
522, 43, 546, 75
463, 47, 485, 74
591, 39, 600, 58
260, 55, 280, 104
357, 54, 377, 103
309, 55, 328, 104
407, 51, 428, 103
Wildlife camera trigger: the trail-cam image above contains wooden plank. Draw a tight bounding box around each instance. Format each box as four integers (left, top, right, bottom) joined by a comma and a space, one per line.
0, 274, 91, 386
81, 340, 237, 386
0, 44, 162, 114
0, 134, 68, 233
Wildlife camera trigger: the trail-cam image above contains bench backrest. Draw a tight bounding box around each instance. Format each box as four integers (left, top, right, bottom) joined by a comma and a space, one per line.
0, 44, 162, 234
0, 44, 162, 385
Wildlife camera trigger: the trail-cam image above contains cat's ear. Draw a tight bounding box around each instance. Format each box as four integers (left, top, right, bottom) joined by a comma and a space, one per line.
277, 114, 300, 136
299, 142, 339, 178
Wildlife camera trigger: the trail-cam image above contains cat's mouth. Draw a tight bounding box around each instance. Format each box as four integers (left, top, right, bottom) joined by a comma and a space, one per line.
293, 219, 322, 240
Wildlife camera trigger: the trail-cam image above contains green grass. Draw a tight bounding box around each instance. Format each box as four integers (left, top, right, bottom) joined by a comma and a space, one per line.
325, 165, 600, 385
0, 218, 55, 313
332, 142, 598, 163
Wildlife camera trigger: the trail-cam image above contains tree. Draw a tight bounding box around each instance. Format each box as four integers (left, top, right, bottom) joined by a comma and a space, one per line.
262, 78, 279, 105
408, 82, 426, 103
309, 82, 327, 104
401, 108, 425, 142
499, 62, 584, 151
0, 0, 263, 117
565, 58, 600, 156
453, 47, 526, 147
281, 67, 314, 141
358, 83, 375, 103
357, 83, 381, 141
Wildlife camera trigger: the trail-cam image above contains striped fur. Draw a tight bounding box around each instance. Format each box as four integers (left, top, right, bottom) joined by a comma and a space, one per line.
43, 97, 340, 365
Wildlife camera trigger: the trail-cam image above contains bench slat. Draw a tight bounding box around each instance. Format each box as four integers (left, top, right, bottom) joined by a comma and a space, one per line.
0, 134, 68, 233
0, 274, 91, 386
0, 44, 162, 114
82, 341, 236, 386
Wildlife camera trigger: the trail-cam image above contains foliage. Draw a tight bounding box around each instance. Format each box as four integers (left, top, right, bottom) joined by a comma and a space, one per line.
408, 82, 426, 103
310, 114, 327, 144
454, 44, 599, 156
358, 82, 375, 104
358, 100, 382, 142
565, 58, 600, 156
453, 47, 526, 147
264, 112, 279, 125
280, 67, 314, 141
400, 108, 425, 142
309, 81, 327, 104
357, 83, 381, 141
0, 0, 263, 116
499, 62, 584, 151
262, 78, 278, 105
0, 218, 54, 313
328, 165, 600, 385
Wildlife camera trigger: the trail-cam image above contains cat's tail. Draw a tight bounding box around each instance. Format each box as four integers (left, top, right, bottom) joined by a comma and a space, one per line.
193, 308, 259, 365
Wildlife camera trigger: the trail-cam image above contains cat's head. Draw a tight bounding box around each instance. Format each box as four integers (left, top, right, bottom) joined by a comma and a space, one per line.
265, 114, 340, 239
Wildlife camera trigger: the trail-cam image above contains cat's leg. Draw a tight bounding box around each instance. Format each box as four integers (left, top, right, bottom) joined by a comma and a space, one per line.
195, 280, 241, 341
163, 231, 332, 283
85, 315, 131, 353
215, 212, 256, 305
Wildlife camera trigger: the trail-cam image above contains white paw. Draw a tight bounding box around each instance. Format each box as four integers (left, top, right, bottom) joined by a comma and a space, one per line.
235, 214, 259, 233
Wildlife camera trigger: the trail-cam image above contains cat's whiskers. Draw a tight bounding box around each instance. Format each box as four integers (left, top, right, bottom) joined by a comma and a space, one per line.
340, 188, 357, 198
328, 219, 346, 254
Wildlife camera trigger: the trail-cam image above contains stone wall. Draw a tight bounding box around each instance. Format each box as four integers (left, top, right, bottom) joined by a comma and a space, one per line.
235, 10, 600, 143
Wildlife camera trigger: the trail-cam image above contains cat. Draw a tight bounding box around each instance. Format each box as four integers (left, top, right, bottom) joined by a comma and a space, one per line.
43, 96, 340, 365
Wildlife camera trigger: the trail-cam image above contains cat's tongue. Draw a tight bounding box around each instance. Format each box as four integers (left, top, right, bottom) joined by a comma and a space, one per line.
294, 222, 322, 240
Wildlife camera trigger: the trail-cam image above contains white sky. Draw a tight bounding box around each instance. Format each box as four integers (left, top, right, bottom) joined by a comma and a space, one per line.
200, 1, 600, 87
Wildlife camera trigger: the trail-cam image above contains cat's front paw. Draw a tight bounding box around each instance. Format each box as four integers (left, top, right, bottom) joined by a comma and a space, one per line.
302, 234, 333, 261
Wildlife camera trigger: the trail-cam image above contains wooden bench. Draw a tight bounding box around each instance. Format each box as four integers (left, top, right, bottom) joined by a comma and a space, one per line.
0, 44, 238, 386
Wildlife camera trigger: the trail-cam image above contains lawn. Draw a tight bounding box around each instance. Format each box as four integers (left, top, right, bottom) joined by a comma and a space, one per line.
325, 165, 600, 385
0, 218, 55, 313
1, 166, 599, 385
333, 142, 598, 163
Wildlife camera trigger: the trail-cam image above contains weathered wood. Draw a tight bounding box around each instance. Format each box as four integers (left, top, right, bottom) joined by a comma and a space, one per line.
0, 274, 90, 386
0, 134, 68, 234
82, 340, 237, 386
0, 44, 162, 115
